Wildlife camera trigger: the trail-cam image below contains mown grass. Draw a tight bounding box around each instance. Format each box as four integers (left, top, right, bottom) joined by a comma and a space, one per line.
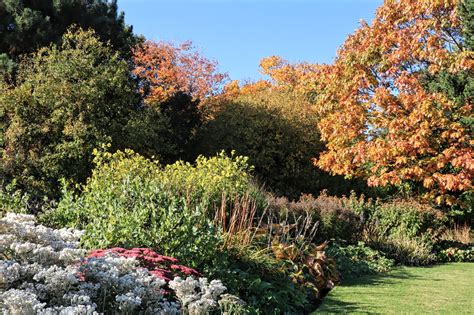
317, 263, 474, 314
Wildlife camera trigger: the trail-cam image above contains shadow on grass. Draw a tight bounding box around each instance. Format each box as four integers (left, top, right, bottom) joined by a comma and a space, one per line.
317, 268, 416, 313
339, 267, 416, 286
318, 263, 474, 314
318, 296, 380, 314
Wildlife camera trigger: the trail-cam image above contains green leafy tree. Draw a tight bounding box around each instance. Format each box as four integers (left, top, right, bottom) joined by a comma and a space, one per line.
123, 92, 203, 165
0, 28, 142, 198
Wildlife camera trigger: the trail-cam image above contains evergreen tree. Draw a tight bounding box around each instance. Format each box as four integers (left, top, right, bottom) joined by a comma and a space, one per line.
0, 0, 139, 75
460, 0, 474, 50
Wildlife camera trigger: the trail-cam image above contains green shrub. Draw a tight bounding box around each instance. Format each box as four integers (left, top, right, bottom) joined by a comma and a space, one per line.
326, 242, 394, 278
366, 199, 446, 240
1, 29, 143, 199
0, 181, 30, 216
41, 148, 221, 267
436, 246, 474, 262
356, 199, 445, 265
157, 150, 266, 213
367, 235, 436, 266
42, 148, 267, 264
434, 240, 474, 263
205, 248, 310, 314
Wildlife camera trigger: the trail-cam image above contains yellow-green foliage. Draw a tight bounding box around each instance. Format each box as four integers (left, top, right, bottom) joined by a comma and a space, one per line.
43, 148, 262, 262
158, 151, 263, 212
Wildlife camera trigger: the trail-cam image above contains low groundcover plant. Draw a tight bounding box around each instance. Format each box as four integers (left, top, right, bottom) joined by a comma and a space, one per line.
0, 213, 244, 314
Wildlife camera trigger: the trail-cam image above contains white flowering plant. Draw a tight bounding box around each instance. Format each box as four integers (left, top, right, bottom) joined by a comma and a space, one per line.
0, 213, 245, 314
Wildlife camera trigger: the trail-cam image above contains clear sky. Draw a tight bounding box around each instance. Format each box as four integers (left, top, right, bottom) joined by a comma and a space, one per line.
118, 0, 383, 81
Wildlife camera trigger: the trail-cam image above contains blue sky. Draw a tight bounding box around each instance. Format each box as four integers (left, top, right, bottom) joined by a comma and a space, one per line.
118, 0, 382, 81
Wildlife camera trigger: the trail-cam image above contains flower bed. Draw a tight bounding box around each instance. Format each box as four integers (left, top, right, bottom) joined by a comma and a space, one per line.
0, 213, 243, 314
87, 248, 201, 281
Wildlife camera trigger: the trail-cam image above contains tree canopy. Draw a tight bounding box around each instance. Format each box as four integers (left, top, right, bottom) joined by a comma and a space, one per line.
133, 40, 227, 105
311, 0, 473, 205
0, 0, 138, 75
1, 28, 140, 197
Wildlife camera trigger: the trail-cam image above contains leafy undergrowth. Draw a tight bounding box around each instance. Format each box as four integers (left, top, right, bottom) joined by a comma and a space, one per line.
326, 242, 394, 278
317, 263, 474, 314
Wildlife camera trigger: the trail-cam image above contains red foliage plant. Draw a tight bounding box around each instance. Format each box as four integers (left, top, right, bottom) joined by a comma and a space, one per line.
87, 248, 201, 281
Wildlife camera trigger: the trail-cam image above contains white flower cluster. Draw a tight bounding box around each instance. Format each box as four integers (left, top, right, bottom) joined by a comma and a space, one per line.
0, 213, 244, 314
169, 277, 226, 314
0, 213, 86, 266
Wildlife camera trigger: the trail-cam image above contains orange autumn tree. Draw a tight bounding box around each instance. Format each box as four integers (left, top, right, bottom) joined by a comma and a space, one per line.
259, 55, 322, 93
218, 56, 321, 102
313, 0, 473, 205
133, 40, 226, 104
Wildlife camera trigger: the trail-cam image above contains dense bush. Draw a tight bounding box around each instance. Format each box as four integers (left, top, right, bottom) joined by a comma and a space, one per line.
196, 90, 367, 199
434, 240, 474, 263
157, 150, 265, 213
358, 199, 446, 265
436, 247, 474, 263
155, 92, 203, 162
326, 242, 394, 278
42, 149, 222, 268
364, 200, 446, 240
0, 181, 29, 215
366, 236, 436, 266
1, 28, 142, 199
205, 248, 310, 314
125, 92, 206, 165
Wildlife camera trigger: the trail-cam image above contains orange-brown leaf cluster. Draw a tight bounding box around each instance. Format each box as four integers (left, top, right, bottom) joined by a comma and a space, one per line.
259, 55, 322, 93
219, 56, 321, 102
133, 40, 227, 104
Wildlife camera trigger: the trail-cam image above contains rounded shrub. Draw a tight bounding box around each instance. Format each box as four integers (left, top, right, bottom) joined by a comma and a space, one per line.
195, 90, 367, 199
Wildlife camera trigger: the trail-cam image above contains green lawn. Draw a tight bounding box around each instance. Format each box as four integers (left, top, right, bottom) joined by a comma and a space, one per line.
317, 263, 474, 314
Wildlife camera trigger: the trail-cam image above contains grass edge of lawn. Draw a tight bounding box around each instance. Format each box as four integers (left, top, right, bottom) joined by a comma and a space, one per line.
316, 262, 474, 314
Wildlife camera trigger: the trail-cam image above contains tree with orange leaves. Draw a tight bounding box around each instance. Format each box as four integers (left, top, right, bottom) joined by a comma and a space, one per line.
217, 56, 321, 104
133, 40, 226, 104
259, 55, 321, 93
312, 0, 473, 206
